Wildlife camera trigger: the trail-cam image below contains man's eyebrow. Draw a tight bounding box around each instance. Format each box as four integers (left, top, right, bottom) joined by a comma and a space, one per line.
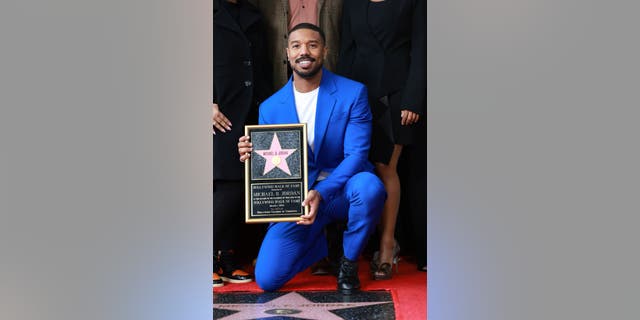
289, 39, 320, 44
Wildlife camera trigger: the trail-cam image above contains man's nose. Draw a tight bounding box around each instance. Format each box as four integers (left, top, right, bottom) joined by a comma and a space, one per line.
299, 44, 309, 55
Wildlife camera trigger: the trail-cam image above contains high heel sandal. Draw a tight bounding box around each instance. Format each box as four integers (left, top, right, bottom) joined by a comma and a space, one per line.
370, 241, 400, 280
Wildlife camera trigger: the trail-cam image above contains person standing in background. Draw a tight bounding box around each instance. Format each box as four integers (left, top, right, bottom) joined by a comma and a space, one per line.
251, 0, 342, 89
337, 0, 426, 280
212, 0, 273, 288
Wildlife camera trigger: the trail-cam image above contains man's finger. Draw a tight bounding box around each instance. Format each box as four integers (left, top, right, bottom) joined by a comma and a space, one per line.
296, 215, 314, 225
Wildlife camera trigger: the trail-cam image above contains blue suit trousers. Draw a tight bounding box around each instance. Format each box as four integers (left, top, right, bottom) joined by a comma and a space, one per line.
254, 172, 386, 291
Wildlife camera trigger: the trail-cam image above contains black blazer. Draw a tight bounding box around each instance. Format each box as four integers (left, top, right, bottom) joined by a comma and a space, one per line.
337, 0, 425, 115
213, 0, 272, 180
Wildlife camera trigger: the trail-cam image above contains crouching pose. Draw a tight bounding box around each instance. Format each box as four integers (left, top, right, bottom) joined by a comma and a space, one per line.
238, 23, 386, 294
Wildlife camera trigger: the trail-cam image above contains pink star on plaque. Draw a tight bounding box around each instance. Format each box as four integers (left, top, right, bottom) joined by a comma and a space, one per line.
255, 133, 297, 175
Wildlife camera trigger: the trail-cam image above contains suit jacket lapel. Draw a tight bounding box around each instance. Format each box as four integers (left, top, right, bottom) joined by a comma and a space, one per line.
278, 79, 301, 124
278, 79, 318, 167
317, 0, 326, 14
363, 0, 385, 52
281, 0, 290, 25
313, 69, 337, 160
215, 1, 260, 37
238, 2, 261, 32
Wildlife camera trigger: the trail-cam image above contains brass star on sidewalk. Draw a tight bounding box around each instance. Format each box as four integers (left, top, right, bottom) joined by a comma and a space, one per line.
215, 291, 391, 320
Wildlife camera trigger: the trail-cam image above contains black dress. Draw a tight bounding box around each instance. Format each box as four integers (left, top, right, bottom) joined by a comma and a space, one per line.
337, 0, 426, 164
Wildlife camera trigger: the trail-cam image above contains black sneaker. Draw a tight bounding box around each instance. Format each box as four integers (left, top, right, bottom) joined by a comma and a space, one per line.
212, 255, 224, 288
217, 250, 253, 284
213, 272, 224, 288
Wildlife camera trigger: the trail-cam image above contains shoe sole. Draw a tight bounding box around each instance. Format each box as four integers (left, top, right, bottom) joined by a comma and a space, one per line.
311, 270, 330, 276
339, 288, 359, 295
213, 282, 224, 288
220, 277, 253, 284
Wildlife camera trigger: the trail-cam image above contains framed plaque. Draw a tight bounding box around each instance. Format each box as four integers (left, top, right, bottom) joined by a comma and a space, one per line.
244, 124, 308, 223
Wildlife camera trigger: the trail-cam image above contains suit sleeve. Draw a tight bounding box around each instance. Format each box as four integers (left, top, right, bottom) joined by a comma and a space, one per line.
312, 84, 372, 202
400, 0, 426, 115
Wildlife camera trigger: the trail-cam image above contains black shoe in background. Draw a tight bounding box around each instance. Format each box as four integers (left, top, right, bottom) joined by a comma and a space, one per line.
217, 249, 253, 284
310, 257, 332, 276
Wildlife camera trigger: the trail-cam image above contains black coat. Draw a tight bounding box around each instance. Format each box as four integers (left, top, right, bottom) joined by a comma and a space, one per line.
213, 0, 272, 180
337, 0, 426, 115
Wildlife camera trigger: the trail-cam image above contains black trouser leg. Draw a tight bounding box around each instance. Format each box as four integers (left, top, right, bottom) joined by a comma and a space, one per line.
213, 180, 244, 252
408, 121, 427, 268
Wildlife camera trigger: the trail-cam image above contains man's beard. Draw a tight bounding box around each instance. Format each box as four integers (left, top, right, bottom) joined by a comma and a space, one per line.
292, 56, 322, 78
293, 65, 322, 78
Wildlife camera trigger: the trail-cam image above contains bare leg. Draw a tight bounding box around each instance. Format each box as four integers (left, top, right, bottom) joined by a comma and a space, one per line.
374, 144, 403, 269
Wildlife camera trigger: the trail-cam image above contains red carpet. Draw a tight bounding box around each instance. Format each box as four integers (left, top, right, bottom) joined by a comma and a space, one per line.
214, 257, 427, 320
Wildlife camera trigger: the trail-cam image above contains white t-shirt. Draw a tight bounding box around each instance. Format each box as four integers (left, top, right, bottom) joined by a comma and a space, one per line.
293, 86, 319, 153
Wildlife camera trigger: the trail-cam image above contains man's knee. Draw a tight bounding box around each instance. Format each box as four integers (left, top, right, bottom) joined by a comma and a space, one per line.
255, 260, 290, 291
349, 172, 386, 211
255, 275, 284, 292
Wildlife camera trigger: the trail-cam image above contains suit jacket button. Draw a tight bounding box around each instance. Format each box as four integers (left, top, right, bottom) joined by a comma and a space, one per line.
244, 81, 252, 87
244, 60, 252, 66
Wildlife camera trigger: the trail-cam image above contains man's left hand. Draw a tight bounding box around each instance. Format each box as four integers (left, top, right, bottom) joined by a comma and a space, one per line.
298, 190, 322, 225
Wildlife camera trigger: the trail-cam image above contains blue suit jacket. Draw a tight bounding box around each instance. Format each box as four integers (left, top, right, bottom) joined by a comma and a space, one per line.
258, 68, 375, 202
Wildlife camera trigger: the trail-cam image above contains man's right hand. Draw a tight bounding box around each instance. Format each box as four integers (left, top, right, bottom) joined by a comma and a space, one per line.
238, 135, 253, 162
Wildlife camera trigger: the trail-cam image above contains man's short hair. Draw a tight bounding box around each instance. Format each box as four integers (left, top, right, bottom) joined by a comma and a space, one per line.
288, 23, 326, 45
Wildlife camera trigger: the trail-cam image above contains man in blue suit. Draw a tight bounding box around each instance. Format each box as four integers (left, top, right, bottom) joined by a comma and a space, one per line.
238, 23, 386, 294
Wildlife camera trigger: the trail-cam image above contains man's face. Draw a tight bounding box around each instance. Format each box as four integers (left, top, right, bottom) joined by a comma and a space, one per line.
286, 28, 327, 79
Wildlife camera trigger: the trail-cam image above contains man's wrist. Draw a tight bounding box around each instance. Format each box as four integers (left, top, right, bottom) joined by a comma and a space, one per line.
311, 189, 322, 201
